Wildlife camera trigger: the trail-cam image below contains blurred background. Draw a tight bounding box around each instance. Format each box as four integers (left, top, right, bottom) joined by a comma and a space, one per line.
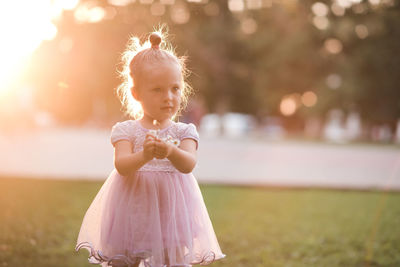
0, 0, 399, 185
1, 0, 400, 266
0, 0, 399, 143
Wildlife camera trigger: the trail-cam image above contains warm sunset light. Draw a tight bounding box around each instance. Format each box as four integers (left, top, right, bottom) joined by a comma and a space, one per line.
1, 2, 400, 267
0, 0, 79, 95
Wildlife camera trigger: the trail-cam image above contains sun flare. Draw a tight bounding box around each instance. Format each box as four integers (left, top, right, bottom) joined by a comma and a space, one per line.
0, 0, 79, 95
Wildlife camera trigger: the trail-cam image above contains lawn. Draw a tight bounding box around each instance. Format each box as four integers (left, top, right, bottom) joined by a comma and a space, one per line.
0, 177, 399, 267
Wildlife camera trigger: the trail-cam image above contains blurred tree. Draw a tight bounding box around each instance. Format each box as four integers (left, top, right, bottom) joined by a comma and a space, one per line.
26, 0, 400, 130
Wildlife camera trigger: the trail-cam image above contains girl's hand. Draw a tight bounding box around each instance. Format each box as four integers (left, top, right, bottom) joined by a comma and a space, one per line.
154, 139, 174, 159
143, 134, 156, 161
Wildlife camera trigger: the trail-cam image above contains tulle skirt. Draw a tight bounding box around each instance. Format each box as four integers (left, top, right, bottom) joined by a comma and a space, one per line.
75, 169, 226, 267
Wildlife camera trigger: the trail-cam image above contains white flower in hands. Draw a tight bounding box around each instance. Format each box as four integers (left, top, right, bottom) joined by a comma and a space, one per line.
148, 120, 160, 139
161, 135, 180, 147
153, 134, 181, 159
149, 120, 180, 147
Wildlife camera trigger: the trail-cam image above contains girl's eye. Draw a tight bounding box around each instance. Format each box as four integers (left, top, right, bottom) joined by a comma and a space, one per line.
153, 88, 161, 92
173, 87, 180, 92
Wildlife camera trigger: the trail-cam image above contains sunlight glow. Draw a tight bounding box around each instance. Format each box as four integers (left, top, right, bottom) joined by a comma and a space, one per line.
0, 0, 77, 95
59, 37, 74, 54
74, 3, 106, 23
57, 0, 80, 10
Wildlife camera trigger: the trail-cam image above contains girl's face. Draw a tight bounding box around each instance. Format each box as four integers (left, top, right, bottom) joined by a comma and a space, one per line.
132, 61, 183, 123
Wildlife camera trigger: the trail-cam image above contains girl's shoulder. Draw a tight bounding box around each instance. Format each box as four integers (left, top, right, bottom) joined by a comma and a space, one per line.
110, 120, 137, 146
111, 120, 136, 133
175, 121, 197, 132
173, 121, 200, 143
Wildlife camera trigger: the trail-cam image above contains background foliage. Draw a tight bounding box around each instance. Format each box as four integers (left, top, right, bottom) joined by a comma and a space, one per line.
27, 0, 400, 129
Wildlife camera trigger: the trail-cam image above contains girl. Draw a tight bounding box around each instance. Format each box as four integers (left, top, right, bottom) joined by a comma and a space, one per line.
75, 30, 226, 267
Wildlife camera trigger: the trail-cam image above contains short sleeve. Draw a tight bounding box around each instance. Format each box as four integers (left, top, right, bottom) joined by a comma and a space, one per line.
110, 121, 132, 146
180, 123, 200, 149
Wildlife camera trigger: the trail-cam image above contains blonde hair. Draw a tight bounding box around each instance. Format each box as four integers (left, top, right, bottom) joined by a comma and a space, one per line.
116, 27, 192, 120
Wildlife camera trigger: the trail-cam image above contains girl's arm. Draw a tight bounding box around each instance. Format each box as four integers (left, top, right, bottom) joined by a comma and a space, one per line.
114, 136, 155, 176
154, 138, 197, 174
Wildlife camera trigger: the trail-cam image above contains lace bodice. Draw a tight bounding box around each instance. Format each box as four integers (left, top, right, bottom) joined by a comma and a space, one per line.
110, 120, 199, 172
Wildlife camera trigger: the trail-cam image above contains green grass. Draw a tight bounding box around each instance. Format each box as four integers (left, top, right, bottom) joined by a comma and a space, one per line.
0, 177, 399, 267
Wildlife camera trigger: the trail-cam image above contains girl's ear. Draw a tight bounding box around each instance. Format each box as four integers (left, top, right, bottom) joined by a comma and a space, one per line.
131, 87, 139, 101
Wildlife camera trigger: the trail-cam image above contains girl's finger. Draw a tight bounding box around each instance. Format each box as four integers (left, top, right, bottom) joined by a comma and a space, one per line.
144, 138, 156, 146
145, 135, 155, 142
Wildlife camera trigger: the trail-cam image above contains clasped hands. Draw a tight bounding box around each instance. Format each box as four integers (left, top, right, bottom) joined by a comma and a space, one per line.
143, 133, 175, 161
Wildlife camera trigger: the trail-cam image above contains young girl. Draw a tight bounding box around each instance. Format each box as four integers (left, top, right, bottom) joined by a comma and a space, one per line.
75, 30, 226, 267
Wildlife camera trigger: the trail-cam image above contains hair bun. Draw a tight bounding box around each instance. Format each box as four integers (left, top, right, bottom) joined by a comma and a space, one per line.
149, 33, 162, 49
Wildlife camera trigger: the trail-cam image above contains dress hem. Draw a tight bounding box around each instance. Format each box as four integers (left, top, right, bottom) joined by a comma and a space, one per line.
75, 241, 226, 267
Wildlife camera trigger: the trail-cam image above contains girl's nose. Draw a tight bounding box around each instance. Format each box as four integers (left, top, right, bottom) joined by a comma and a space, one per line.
165, 90, 173, 100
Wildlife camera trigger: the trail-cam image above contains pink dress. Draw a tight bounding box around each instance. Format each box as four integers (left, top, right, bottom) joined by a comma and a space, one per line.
75, 120, 226, 267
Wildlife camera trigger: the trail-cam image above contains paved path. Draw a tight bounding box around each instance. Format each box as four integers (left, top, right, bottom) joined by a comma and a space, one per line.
0, 127, 399, 190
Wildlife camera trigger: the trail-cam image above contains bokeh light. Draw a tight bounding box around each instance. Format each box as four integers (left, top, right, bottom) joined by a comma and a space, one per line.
74, 3, 106, 23
280, 94, 301, 116
108, 0, 132, 6
228, 0, 245, 12
151, 2, 166, 16
312, 2, 329, 16
352, 3, 367, 14
337, 0, 352, 8
324, 38, 343, 54
313, 16, 330, 30
241, 18, 258, 35
355, 24, 369, 39
246, 0, 263, 10
170, 3, 190, 24
326, 73, 342, 89
301, 91, 318, 107
331, 3, 346, 16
